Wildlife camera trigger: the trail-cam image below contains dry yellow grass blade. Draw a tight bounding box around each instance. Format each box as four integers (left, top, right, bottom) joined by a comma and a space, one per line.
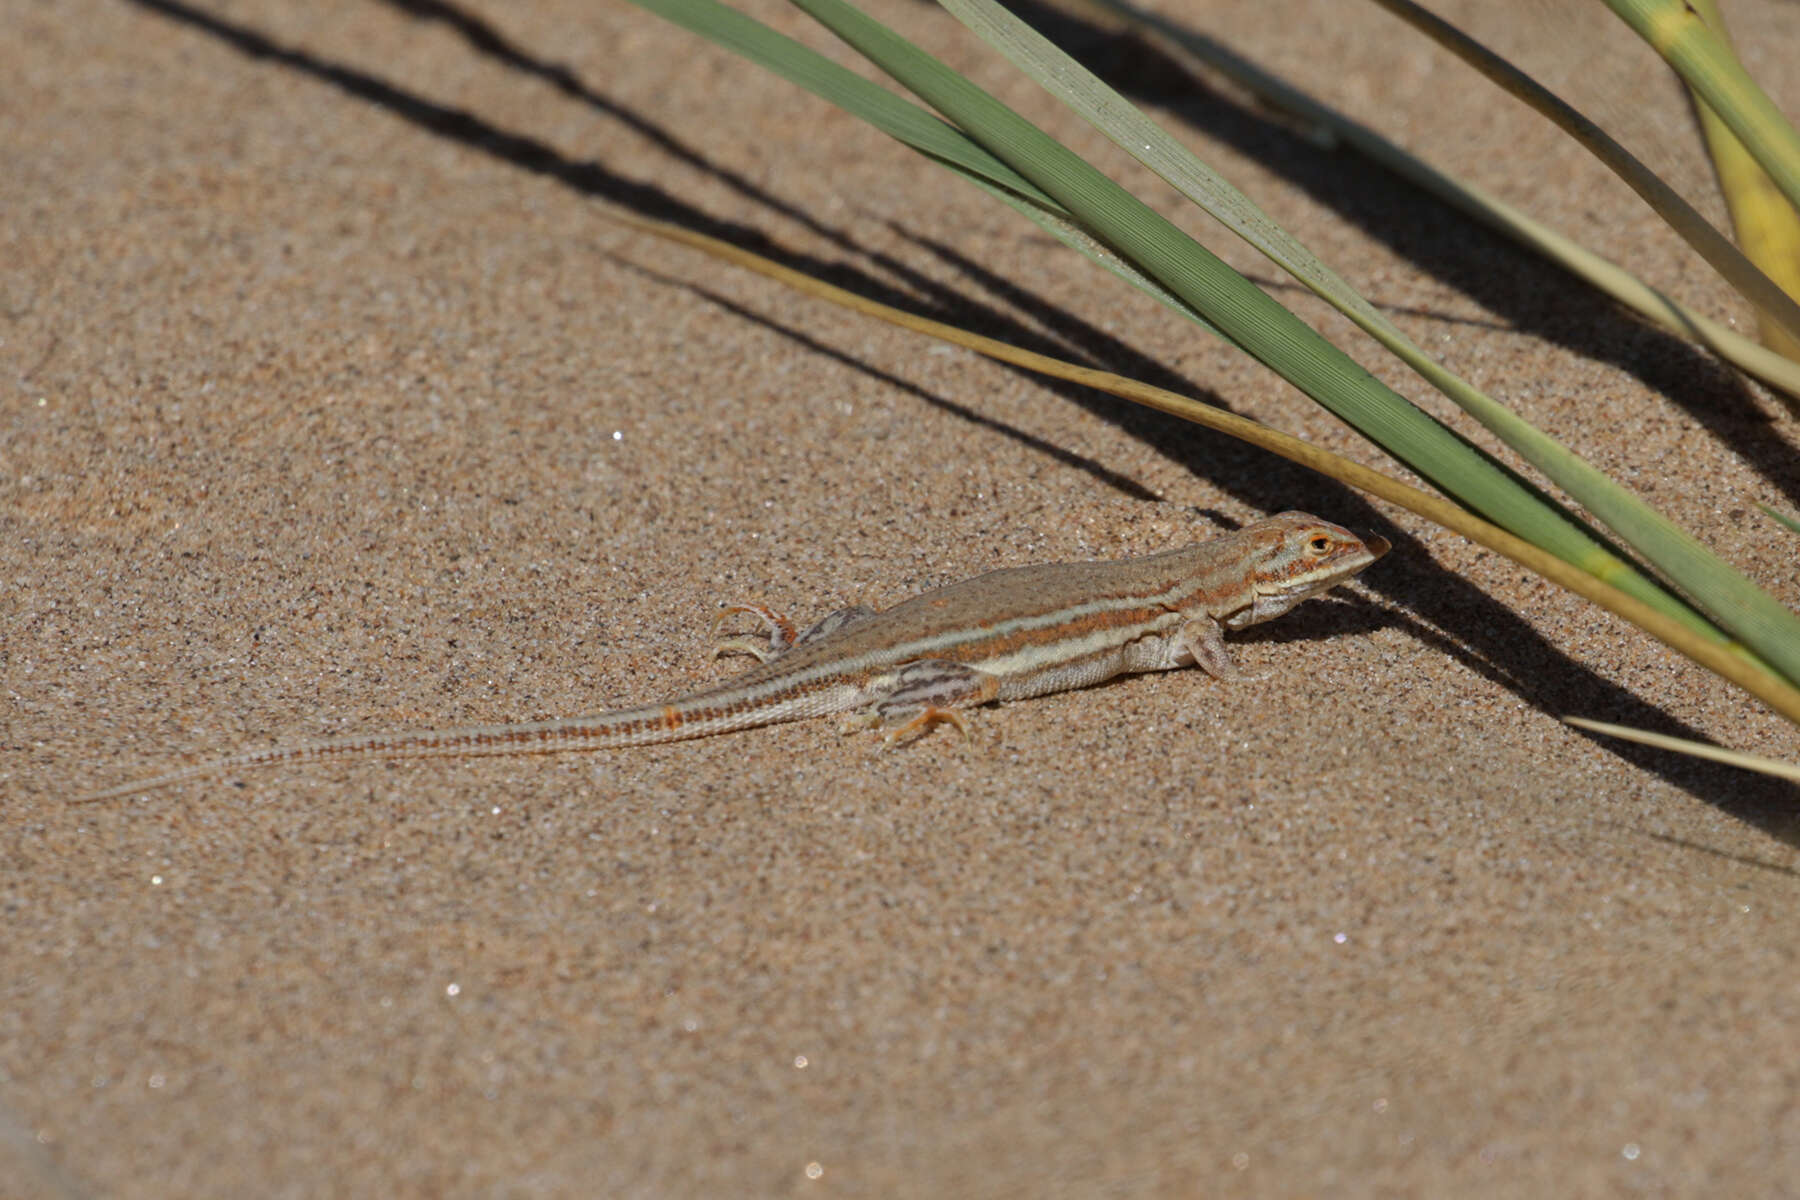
1563, 717, 1800, 782
597, 202, 1800, 726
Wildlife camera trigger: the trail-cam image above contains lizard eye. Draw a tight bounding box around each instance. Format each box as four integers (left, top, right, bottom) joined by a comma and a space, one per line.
1308, 535, 1331, 553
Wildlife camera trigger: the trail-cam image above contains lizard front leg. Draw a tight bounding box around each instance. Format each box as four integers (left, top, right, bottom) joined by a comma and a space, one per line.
1115, 615, 1243, 679
1177, 614, 1245, 680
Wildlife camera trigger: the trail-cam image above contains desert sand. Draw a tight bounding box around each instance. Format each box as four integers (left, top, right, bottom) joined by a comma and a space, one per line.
5, 0, 1799, 1193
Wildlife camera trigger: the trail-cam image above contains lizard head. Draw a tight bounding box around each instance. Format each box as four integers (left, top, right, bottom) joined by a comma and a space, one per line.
1225, 512, 1389, 630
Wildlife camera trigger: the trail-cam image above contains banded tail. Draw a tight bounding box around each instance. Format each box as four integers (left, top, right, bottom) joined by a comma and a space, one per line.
76, 691, 826, 802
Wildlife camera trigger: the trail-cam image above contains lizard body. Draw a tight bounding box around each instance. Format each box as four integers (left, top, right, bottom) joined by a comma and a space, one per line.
79, 511, 1386, 800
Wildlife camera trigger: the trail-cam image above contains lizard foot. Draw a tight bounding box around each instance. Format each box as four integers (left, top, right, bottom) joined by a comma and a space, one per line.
881, 704, 974, 746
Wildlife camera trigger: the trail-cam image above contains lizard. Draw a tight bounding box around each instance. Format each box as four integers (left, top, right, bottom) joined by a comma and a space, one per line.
77, 511, 1388, 800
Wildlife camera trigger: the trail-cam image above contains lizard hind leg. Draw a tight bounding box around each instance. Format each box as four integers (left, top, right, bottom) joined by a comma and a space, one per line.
793, 604, 878, 648
712, 603, 800, 664
712, 603, 879, 664
840, 658, 1002, 745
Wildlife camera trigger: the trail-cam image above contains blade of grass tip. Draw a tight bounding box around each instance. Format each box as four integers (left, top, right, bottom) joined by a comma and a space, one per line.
1683, 0, 1800, 362
1604, 0, 1800, 218
1759, 503, 1800, 538
1365, 0, 1800, 349
595, 202, 1800, 727
939, 0, 1800, 711
1563, 717, 1800, 781
630, 0, 1229, 338
1078, 0, 1800, 399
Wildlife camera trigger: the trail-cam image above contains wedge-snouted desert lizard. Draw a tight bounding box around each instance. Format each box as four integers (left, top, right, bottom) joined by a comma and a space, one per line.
79, 511, 1387, 800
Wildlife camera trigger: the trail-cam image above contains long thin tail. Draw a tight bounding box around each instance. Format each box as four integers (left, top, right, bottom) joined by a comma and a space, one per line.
75, 700, 791, 802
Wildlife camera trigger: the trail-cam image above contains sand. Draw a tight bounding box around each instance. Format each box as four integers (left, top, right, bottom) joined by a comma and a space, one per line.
5, 0, 1798, 1193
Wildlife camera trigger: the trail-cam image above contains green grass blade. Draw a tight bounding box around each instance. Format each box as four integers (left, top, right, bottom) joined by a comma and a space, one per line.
785, 0, 1735, 650
939, 0, 1800, 699
1760, 504, 1800, 538
961, 174, 1230, 338
941, 0, 1374, 334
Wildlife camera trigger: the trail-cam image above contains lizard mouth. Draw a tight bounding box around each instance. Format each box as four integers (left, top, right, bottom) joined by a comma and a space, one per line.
1362, 533, 1392, 561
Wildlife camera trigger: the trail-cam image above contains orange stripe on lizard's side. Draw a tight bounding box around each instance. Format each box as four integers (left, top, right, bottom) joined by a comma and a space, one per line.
952, 603, 1170, 663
